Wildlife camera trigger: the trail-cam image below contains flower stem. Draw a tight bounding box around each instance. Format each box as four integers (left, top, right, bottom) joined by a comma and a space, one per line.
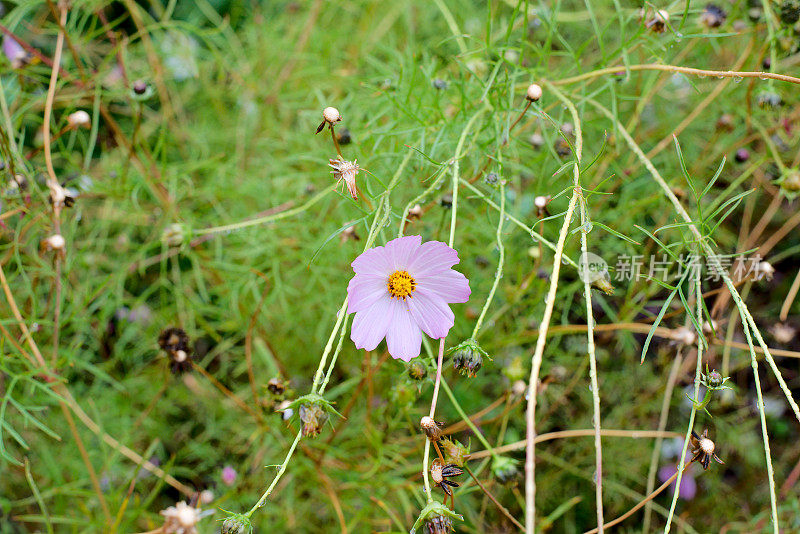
471, 181, 505, 339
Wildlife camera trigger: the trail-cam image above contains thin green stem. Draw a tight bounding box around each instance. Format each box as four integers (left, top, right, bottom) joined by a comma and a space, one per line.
471, 181, 505, 339
664, 272, 703, 533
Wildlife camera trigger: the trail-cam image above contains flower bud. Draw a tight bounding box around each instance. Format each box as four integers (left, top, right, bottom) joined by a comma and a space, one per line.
526, 83, 543, 102
42, 234, 66, 252
299, 402, 328, 437
735, 148, 750, 163
407, 360, 427, 381
707, 370, 724, 388
221, 513, 251, 534
67, 110, 91, 129
492, 455, 519, 484
424, 514, 452, 534
699, 4, 726, 27
757, 91, 782, 109
780, 0, 800, 24
322, 107, 341, 124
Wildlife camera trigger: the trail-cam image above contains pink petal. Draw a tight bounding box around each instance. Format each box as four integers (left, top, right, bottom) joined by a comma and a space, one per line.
417, 270, 470, 303
408, 290, 454, 339
409, 240, 460, 276
347, 274, 387, 314
351, 297, 394, 351
385, 301, 422, 361
351, 246, 393, 277
384, 235, 422, 270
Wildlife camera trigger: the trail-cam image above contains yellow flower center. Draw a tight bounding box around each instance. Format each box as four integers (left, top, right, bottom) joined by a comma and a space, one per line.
387, 270, 416, 300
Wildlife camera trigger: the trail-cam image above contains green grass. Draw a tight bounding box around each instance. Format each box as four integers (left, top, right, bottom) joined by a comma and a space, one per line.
1, 0, 800, 532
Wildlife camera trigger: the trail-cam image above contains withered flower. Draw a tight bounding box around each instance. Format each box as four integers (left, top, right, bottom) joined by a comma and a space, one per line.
430, 459, 463, 497
421, 416, 444, 441
690, 429, 724, 470
329, 157, 361, 200
158, 327, 192, 374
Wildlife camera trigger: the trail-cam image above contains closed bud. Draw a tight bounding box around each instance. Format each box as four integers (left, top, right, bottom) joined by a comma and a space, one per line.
221, 513, 251, 534
424, 514, 452, 534
67, 110, 91, 129
492, 455, 519, 484
526, 83, 543, 102
407, 360, 427, 381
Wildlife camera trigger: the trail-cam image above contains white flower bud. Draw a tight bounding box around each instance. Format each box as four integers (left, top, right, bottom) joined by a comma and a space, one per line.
323, 107, 341, 123
67, 110, 91, 129
526, 83, 543, 102
44, 234, 66, 251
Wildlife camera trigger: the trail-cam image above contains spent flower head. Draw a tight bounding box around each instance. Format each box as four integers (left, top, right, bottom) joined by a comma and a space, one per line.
329, 158, 361, 200
410, 500, 462, 534
285, 394, 342, 438
346, 235, 470, 361
447, 338, 489, 377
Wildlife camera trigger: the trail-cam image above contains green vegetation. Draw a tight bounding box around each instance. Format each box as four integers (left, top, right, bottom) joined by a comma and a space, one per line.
1, 1, 800, 532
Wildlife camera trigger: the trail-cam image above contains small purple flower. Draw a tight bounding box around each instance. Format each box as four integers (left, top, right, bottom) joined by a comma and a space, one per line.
346, 235, 470, 361
221, 466, 236, 486
3, 36, 27, 68
659, 464, 696, 500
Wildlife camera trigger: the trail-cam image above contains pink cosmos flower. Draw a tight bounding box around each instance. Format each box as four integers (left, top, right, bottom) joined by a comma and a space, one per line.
346, 235, 470, 361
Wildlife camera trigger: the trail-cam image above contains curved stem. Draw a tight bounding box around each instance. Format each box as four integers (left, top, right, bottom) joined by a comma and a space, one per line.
553, 64, 800, 86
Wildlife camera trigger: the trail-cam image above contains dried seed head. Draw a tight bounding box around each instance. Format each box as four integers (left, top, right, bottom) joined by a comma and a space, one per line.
534, 195, 550, 209
424, 514, 453, 534
702, 319, 718, 336
716, 113, 735, 131
526, 83, 543, 102
757, 91, 782, 109
420, 416, 443, 441
160, 501, 201, 534
49, 183, 75, 209
329, 158, 361, 200
340, 224, 360, 243
755, 260, 775, 281
699, 437, 715, 455
267, 377, 286, 396
529, 133, 545, 148
452, 345, 483, 377
673, 326, 697, 347
430, 459, 445, 484
770, 322, 796, 344
158, 327, 192, 374
699, 4, 727, 28
322, 107, 341, 124
408, 204, 423, 219
780, 0, 800, 24
42, 234, 66, 252
336, 127, 352, 145
646, 9, 670, 32
67, 110, 91, 129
